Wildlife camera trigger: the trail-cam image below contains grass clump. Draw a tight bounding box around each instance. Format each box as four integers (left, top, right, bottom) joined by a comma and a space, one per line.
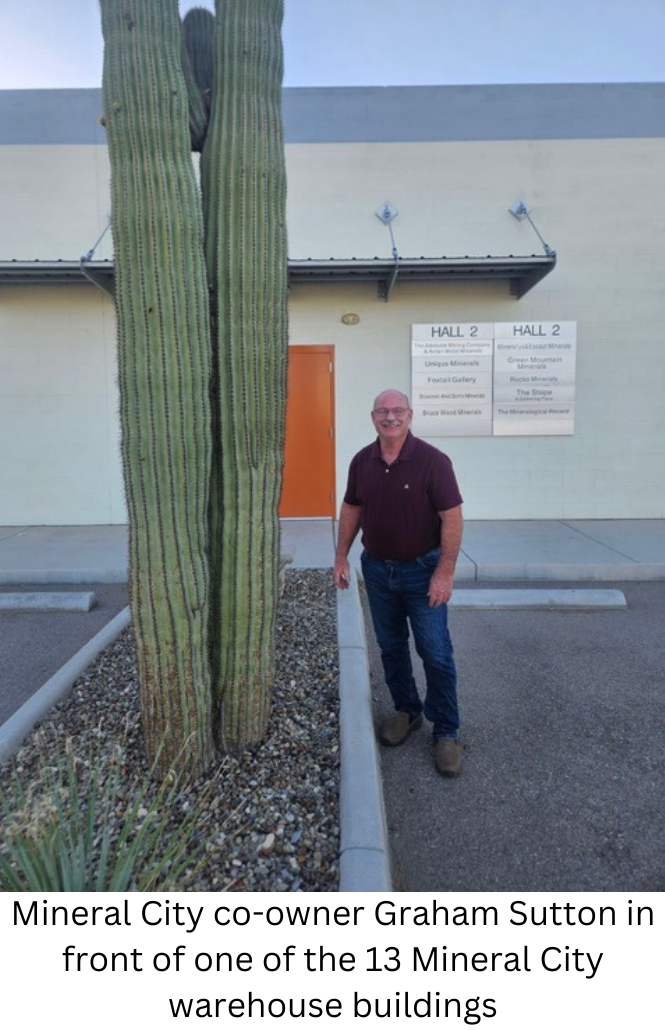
0, 736, 219, 892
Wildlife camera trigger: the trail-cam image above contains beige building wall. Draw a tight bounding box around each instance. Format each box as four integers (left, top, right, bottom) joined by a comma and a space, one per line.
0, 144, 112, 261
288, 138, 665, 518
0, 284, 123, 524
0, 141, 121, 525
1, 121, 664, 522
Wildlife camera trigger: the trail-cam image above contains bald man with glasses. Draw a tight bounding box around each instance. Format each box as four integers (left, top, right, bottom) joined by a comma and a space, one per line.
334, 388, 464, 776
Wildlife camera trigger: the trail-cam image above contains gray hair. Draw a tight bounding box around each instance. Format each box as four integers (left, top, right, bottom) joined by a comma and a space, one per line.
373, 388, 411, 409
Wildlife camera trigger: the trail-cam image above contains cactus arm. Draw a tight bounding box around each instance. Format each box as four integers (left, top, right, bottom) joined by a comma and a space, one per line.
181, 6, 215, 152
182, 6, 216, 100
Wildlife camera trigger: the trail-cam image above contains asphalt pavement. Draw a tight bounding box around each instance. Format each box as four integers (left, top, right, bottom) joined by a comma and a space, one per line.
0, 582, 128, 725
367, 579, 665, 892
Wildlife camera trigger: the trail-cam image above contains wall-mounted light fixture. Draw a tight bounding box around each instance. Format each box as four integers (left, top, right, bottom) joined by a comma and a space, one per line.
341, 312, 360, 325
375, 202, 399, 260
509, 200, 555, 257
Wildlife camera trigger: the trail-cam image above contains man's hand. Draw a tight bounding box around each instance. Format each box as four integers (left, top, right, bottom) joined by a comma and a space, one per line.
334, 557, 351, 590
428, 566, 454, 607
430, 505, 462, 607
334, 502, 361, 590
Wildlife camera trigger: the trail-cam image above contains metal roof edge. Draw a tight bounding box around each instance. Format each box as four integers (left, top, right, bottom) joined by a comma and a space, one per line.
0, 253, 557, 300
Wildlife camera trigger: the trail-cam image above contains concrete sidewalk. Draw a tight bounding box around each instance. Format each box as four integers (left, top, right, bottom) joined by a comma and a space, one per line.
1, 518, 664, 583
0, 520, 339, 584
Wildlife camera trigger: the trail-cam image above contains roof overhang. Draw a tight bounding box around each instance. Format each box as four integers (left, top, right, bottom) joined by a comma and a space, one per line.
288, 254, 556, 300
0, 260, 117, 294
0, 252, 556, 301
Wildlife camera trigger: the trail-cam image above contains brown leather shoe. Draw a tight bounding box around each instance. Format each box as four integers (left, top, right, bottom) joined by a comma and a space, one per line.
434, 738, 463, 777
378, 711, 423, 746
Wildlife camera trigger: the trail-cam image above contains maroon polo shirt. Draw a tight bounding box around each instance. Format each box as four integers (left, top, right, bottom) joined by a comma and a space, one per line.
343, 432, 463, 561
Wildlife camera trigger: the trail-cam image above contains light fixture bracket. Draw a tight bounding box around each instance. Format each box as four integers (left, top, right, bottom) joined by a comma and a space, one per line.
508, 199, 555, 257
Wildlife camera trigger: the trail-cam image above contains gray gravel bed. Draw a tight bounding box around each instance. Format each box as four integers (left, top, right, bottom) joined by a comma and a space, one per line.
1, 569, 339, 892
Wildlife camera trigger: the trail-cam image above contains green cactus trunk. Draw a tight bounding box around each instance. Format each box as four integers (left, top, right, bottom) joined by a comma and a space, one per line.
201, 0, 288, 750
100, 0, 215, 777
100, 0, 288, 769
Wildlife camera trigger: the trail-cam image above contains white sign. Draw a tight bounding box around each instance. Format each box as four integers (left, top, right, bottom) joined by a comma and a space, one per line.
493, 322, 576, 436
411, 324, 493, 437
411, 322, 577, 437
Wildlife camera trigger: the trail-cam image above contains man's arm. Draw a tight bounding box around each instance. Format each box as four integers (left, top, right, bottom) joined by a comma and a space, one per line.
334, 501, 362, 589
428, 504, 463, 607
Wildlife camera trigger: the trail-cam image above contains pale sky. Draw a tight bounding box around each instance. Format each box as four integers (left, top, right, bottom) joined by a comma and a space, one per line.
0, 0, 663, 91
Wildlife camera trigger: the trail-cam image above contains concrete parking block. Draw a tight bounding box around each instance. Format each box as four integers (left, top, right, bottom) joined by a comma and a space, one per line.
0, 591, 97, 612
451, 588, 627, 609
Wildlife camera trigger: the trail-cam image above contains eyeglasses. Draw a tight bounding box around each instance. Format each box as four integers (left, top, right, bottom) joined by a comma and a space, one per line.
373, 407, 409, 418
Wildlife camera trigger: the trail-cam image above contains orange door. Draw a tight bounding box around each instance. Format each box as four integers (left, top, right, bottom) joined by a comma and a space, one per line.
280, 345, 335, 517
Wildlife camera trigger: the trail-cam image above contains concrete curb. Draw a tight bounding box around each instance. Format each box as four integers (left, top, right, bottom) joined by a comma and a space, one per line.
0, 605, 132, 763
0, 591, 98, 612
337, 570, 393, 893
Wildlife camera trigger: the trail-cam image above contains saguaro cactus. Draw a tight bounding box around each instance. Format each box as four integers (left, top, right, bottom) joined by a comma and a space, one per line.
100, 0, 215, 777
100, 0, 288, 770
202, 0, 288, 750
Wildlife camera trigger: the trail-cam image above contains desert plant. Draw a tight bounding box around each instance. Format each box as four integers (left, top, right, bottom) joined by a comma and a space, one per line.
201, 0, 288, 750
100, 0, 288, 775
101, 0, 216, 778
0, 739, 218, 891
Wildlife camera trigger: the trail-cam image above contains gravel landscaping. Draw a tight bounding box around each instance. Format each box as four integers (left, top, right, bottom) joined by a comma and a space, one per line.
0, 569, 340, 892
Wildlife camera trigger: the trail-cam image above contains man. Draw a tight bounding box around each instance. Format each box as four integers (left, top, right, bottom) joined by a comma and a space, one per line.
334, 388, 464, 776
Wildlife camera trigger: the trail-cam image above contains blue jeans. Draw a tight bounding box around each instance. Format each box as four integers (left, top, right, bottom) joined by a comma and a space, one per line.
361, 547, 459, 739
